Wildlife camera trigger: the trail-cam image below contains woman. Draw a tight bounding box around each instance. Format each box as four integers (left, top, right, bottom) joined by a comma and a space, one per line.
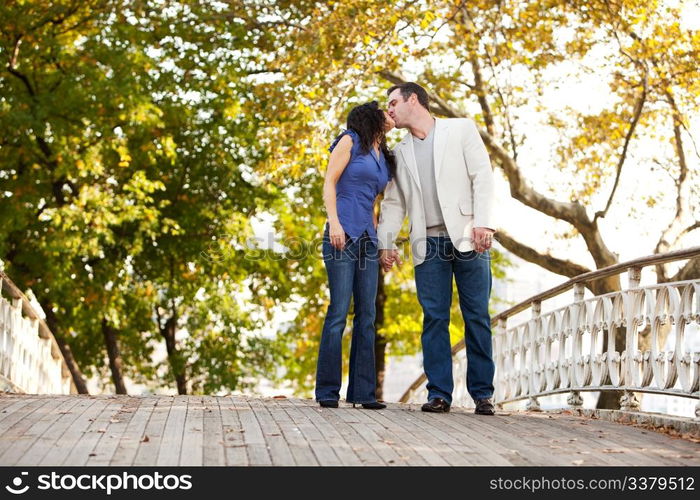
315, 101, 396, 409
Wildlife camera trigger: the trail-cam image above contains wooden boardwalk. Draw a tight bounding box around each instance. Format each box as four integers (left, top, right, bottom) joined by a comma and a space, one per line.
0, 394, 697, 466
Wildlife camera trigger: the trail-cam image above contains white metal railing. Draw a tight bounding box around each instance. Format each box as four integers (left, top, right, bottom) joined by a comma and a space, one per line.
0, 271, 74, 394
399, 247, 700, 417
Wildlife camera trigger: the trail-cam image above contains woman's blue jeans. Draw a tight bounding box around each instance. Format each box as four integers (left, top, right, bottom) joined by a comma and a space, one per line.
315, 228, 379, 404
414, 236, 495, 404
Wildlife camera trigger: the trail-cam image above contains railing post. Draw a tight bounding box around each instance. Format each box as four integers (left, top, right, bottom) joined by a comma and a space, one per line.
567, 390, 584, 408
621, 267, 642, 411
567, 284, 586, 409
494, 317, 507, 409
526, 301, 542, 411
526, 396, 541, 411
627, 266, 642, 288
620, 390, 640, 411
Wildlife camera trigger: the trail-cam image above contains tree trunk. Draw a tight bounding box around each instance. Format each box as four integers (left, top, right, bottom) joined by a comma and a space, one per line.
374, 267, 387, 401
101, 319, 127, 394
160, 315, 187, 394
41, 301, 89, 394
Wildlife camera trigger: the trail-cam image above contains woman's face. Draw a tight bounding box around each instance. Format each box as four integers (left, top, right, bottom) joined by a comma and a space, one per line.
383, 110, 395, 132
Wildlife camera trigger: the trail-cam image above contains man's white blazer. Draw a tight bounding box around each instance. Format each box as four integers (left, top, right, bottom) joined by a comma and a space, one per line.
377, 117, 496, 266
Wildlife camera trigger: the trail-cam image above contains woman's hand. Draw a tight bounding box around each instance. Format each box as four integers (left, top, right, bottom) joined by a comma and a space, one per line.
329, 221, 347, 250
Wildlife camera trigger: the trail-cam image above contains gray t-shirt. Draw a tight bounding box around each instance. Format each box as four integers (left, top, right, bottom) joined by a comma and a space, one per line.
413, 122, 446, 232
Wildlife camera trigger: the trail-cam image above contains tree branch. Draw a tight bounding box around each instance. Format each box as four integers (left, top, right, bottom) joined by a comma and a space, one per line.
6, 36, 36, 97
495, 230, 591, 278
469, 56, 495, 137
669, 258, 700, 282
460, 5, 520, 159
594, 65, 648, 222
655, 89, 692, 280
680, 221, 700, 237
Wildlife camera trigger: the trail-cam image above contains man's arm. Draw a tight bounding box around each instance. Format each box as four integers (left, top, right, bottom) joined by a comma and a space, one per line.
461, 118, 495, 230
462, 119, 496, 252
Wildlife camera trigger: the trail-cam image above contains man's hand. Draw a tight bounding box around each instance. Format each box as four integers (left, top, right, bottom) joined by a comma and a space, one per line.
472, 227, 495, 253
379, 249, 402, 272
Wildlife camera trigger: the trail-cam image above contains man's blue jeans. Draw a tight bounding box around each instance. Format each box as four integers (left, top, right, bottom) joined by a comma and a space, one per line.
414, 236, 495, 404
315, 228, 379, 404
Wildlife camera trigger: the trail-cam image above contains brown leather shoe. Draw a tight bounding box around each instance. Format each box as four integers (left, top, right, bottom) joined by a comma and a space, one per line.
421, 398, 450, 413
475, 398, 495, 415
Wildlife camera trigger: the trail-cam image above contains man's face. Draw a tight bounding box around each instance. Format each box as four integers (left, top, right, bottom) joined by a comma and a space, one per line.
387, 89, 412, 128
383, 110, 395, 132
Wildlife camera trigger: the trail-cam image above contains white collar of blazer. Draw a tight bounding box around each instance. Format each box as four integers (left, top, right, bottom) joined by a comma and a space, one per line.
395, 117, 451, 193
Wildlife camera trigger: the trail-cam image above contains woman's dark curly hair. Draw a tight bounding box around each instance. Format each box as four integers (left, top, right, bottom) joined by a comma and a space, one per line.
343, 101, 397, 179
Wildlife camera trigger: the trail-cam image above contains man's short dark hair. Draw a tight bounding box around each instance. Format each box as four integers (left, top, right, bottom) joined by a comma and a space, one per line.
387, 82, 430, 111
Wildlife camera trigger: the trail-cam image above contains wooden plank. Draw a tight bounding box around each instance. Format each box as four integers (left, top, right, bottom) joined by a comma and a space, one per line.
485, 410, 667, 466
450, 408, 684, 466
357, 406, 450, 466
0, 395, 37, 417
0, 395, 696, 467
532, 412, 696, 466
289, 398, 358, 465
201, 396, 225, 466
285, 398, 354, 465
355, 405, 429, 466
38, 397, 111, 466
110, 397, 159, 466
218, 397, 248, 466
247, 398, 295, 466
0, 396, 57, 437
0, 396, 58, 443
0, 396, 75, 465
421, 410, 535, 465
505, 412, 649, 466
132, 396, 174, 466
16, 397, 90, 465
369, 406, 486, 465
61, 397, 126, 466
156, 395, 188, 466
87, 397, 141, 465
179, 396, 204, 466
280, 398, 345, 465
266, 398, 319, 466
574, 414, 700, 459
382, 409, 480, 466
230, 396, 271, 465
320, 406, 386, 465
341, 405, 404, 466
451, 410, 576, 465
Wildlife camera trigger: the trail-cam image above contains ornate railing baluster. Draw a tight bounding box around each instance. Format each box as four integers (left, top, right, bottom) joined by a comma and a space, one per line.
399, 247, 700, 416
0, 272, 74, 394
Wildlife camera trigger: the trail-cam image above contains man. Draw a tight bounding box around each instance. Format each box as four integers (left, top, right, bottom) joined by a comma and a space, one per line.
377, 82, 496, 415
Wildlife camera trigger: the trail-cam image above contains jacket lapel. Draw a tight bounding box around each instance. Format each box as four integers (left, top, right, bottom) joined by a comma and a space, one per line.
433, 118, 450, 180
397, 132, 422, 195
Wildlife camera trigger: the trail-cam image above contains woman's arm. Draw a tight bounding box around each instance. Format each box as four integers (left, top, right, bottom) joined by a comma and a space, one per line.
323, 134, 353, 249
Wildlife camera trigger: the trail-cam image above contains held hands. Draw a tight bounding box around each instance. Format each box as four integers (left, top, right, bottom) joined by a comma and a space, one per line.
472, 227, 495, 253
329, 221, 347, 250
379, 249, 402, 272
